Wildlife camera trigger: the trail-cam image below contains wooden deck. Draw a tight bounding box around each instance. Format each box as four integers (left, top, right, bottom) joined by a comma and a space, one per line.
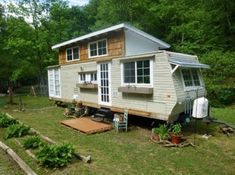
60, 117, 113, 134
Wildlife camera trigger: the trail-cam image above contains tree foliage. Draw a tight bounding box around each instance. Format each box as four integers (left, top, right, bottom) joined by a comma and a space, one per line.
0, 0, 234, 105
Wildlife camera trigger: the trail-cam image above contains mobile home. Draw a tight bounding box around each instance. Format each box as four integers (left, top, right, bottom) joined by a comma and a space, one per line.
48, 23, 209, 122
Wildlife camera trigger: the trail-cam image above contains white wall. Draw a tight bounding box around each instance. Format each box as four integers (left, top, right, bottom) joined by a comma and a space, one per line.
60, 62, 98, 103
125, 30, 161, 56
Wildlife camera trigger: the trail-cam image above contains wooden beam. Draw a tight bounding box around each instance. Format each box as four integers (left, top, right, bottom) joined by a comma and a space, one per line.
0, 141, 37, 175
111, 107, 151, 117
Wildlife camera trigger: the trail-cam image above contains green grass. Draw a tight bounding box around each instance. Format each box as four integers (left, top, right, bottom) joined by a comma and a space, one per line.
0, 96, 235, 175
0, 145, 24, 175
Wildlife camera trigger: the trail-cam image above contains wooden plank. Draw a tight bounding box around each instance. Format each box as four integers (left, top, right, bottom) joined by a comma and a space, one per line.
110, 107, 151, 117
61, 118, 112, 134
0, 141, 37, 175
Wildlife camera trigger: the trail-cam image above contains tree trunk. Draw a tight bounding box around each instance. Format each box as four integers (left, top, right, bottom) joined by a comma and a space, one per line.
8, 86, 14, 105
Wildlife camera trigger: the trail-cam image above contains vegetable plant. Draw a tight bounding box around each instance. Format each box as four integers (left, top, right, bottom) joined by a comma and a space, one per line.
5, 124, 30, 139
152, 124, 170, 140
0, 113, 18, 127
171, 123, 182, 135
23, 136, 43, 149
36, 143, 75, 168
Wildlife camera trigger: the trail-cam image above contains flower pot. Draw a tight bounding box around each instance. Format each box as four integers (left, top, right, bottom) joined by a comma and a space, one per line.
171, 134, 182, 144
151, 133, 160, 141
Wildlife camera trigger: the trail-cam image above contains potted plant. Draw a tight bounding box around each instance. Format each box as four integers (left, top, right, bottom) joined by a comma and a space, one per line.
152, 124, 170, 141
170, 123, 182, 144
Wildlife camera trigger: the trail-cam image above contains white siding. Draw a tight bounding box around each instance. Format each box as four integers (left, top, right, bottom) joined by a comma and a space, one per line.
125, 30, 161, 56
111, 53, 177, 120
60, 62, 98, 103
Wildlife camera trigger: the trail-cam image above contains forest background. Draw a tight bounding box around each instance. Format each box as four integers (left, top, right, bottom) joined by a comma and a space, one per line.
0, 0, 234, 106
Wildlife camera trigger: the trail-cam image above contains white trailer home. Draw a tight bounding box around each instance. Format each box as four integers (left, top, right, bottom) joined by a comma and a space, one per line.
48, 23, 209, 122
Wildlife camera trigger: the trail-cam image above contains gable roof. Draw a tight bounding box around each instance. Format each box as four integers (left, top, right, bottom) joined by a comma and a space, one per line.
51, 23, 170, 50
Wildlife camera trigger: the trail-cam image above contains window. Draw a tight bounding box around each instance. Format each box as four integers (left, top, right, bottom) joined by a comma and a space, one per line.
79, 72, 97, 83
124, 62, 135, 83
80, 73, 85, 82
137, 60, 150, 84
66, 47, 79, 61
123, 59, 152, 85
89, 39, 107, 58
91, 72, 97, 82
181, 69, 201, 88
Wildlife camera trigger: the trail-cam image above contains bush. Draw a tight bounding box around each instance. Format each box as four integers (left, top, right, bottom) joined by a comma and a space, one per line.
206, 85, 235, 107
5, 124, 30, 139
0, 113, 18, 127
23, 136, 42, 149
152, 124, 170, 140
36, 143, 75, 168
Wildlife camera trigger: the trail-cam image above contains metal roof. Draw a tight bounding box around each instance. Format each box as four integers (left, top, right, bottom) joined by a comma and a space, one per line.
51, 23, 170, 50
169, 59, 210, 69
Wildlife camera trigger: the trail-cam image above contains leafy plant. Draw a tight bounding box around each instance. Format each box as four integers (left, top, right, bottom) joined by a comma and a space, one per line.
36, 143, 75, 168
5, 124, 30, 139
0, 113, 18, 127
152, 124, 170, 140
171, 123, 182, 135
23, 136, 43, 149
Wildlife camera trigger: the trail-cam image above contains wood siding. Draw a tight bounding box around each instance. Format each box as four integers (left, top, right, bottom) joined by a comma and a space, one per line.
58, 30, 124, 65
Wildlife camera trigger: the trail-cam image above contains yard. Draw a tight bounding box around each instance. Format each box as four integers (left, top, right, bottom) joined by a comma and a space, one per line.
0, 95, 234, 175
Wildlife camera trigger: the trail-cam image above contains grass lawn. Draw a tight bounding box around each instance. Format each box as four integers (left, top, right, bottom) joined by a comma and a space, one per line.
0, 149, 24, 175
0, 95, 234, 175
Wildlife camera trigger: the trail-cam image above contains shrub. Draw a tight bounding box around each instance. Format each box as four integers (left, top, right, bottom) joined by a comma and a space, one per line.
0, 113, 18, 127
171, 123, 182, 135
36, 143, 75, 168
5, 124, 30, 139
152, 124, 170, 140
23, 136, 42, 149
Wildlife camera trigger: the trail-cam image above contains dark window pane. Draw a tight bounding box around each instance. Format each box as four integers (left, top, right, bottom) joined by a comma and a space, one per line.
137, 69, 142, 76
137, 61, 142, 68
144, 76, 150, 83
66, 48, 72, 61
144, 60, 149, 67
124, 62, 135, 83
73, 47, 79, 60
137, 77, 143, 83
182, 69, 193, 87
144, 68, 150, 75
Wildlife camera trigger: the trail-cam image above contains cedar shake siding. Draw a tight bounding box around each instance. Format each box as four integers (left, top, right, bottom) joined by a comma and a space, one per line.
58, 30, 124, 65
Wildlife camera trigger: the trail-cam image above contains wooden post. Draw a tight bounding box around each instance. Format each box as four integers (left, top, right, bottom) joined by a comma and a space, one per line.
8, 86, 14, 105
5, 113, 92, 163
29, 86, 36, 97
0, 141, 37, 175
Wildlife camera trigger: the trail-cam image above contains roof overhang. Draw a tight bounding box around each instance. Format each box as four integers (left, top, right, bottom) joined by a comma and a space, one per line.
51, 23, 170, 50
47, 65, 60, 69
169, 59, 210, 74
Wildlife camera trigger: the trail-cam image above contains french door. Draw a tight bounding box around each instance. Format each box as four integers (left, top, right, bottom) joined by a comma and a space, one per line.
98, 62, 111, 106
48, 68, 61, 98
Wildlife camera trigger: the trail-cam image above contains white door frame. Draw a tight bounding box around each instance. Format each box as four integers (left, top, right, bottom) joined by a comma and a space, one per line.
48, 68, 61, 98
97, 62, 112, 106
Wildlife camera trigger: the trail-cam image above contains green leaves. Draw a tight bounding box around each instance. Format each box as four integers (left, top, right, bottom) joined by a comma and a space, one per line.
36, 143, 75, 168
0, 113, 18, 128
23, 136, 43, 149
5, 124, 30, 139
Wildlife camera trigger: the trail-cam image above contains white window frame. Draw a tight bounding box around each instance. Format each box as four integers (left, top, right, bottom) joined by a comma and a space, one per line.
88, 39, 108, 58
66, 46, 80, 62
48, 68, 61, 98
79, 72, 97, 84
121, 59, 153, 87
180, 68, 203, 91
